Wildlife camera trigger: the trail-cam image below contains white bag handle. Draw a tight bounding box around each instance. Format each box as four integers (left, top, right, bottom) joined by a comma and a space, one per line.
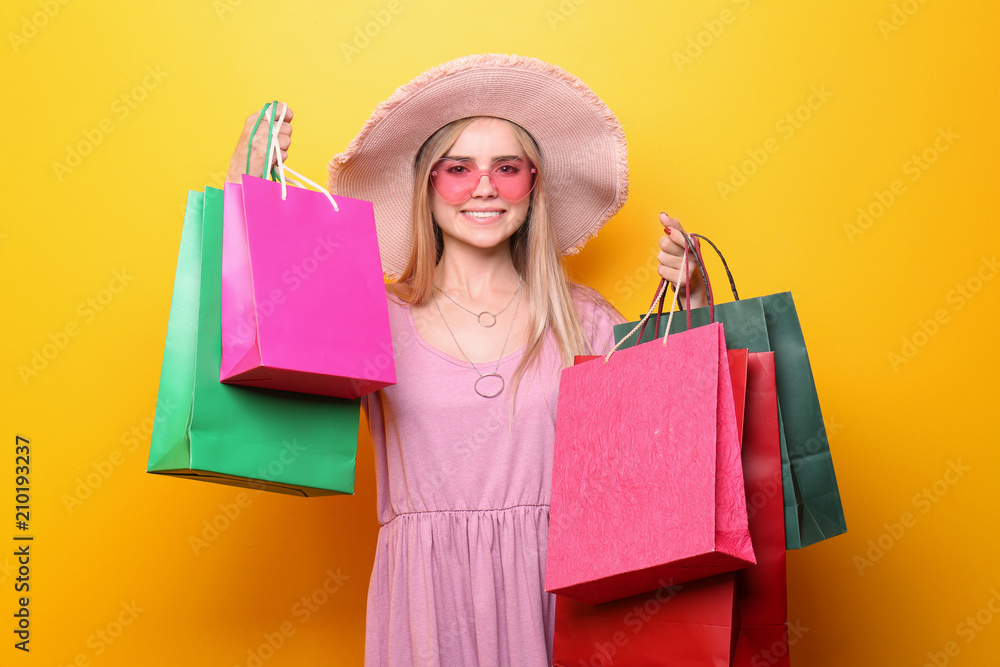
264, 103, 339, 212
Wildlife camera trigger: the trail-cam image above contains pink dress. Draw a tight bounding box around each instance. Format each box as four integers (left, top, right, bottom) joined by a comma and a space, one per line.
362, 291, 621, 667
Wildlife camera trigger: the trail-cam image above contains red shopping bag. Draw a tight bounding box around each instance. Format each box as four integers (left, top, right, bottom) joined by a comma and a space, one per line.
553, 574, 738, 667
733, 352, 788, 666
547, 286, 755, 605
219, 103, 395, 399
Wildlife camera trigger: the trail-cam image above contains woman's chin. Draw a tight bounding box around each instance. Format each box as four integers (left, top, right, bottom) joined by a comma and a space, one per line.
441, 227, 518, 252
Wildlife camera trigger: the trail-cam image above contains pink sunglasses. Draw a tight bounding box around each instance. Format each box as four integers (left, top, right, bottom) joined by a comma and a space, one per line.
430, 156, 538, 205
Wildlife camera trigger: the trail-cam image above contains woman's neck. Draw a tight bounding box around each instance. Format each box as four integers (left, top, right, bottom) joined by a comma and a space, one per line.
434, 240, 521, 300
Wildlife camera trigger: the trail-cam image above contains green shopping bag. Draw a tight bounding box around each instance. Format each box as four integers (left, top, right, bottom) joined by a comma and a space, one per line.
147, 187, 359, 497
614, 235, 846, 548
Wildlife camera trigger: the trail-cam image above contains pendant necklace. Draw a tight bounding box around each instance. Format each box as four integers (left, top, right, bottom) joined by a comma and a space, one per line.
433, 277, 522, 327
431, 284, 523, 399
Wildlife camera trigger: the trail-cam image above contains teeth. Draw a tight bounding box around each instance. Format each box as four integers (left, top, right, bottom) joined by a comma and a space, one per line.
464, 211, 502, 218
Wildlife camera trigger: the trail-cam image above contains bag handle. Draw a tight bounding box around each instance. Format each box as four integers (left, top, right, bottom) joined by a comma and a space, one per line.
245, 103, 273, 178
640, 227, 713, 341
691, 233, 739, 301
677, 229, 715, 328
244, 102, 340, 212
605, 227, 712, 362
605, 257, 686, 362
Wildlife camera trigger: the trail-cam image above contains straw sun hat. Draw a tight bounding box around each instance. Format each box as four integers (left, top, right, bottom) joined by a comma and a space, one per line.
327, 53, 629, 279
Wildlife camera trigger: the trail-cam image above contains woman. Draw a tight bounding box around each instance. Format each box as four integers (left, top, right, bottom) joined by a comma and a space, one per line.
226, 54, 706, 667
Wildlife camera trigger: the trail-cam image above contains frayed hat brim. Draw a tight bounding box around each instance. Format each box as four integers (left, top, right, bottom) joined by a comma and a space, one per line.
328, 53, 629, 279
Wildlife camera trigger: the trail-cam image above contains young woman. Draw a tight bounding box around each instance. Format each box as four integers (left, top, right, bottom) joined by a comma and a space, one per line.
226, 54, 706, 667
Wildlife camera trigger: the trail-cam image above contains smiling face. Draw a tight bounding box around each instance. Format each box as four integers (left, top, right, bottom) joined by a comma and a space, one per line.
429, 117, 534, 255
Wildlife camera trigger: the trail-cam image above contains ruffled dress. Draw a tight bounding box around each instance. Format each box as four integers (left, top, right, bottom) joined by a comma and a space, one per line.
362, 292, 620, 667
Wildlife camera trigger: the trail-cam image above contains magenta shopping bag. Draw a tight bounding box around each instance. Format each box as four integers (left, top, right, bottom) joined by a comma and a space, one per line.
547, 313, 754, 606
220, 174, 395, 399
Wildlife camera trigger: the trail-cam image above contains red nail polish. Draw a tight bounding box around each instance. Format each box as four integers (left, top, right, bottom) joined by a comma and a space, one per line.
663, 227, 672, 236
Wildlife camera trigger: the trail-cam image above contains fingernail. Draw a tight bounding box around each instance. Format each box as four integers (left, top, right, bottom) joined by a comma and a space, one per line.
663, 227, 671, 236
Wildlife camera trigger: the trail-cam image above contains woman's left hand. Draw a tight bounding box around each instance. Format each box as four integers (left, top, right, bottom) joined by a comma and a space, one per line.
657, 213, 708, 309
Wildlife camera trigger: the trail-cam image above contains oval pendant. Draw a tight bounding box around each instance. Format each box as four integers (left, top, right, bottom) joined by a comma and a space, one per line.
477, 311, 497, 327
474, 374, 505, 398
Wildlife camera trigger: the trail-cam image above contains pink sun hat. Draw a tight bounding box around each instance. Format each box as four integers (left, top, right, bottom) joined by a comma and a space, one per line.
327, 53, 629, 279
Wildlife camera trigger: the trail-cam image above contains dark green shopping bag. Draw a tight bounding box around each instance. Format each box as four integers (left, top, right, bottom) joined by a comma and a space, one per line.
147, 187, 359, 497
614, 237, 846, 548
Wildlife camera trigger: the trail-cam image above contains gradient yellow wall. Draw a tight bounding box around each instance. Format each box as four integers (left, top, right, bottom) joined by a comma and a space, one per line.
3, 1, 998, 665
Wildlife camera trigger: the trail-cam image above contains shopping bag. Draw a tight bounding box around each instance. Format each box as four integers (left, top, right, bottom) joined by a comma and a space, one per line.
553, 347, 750, 665
553, 574, 738, 667
547, 279, 754, 606
552, 353, 788, 666
614, 235, 846, 549
733, 352, 788, 666
219, 102, 395, 399
576, 349, 747, 437
147, 187, 360, 496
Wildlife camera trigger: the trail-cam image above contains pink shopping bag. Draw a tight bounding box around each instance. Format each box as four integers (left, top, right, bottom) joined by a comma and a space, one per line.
546, 319, 754, 606
220, 174, 395, 399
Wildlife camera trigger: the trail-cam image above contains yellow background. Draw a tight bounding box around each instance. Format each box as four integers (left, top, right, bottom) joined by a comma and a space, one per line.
3, 0, 999, 665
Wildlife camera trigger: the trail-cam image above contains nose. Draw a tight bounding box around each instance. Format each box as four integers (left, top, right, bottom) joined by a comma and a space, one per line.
471, 171, 497, 197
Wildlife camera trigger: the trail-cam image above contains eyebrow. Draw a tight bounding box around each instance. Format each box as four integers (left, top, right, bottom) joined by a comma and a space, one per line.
442, 154, 524, 162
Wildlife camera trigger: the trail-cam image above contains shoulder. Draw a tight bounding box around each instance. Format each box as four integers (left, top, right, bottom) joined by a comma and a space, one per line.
568, 283, 625, 353
379, 284, 413, 334
384, 282, 419, 314
569, 283, 625, 328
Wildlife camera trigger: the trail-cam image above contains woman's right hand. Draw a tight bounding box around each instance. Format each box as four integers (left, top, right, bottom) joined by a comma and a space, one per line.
225, 103, 294, 183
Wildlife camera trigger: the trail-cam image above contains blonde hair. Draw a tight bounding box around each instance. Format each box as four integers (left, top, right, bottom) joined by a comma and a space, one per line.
388, 116, 609, 397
